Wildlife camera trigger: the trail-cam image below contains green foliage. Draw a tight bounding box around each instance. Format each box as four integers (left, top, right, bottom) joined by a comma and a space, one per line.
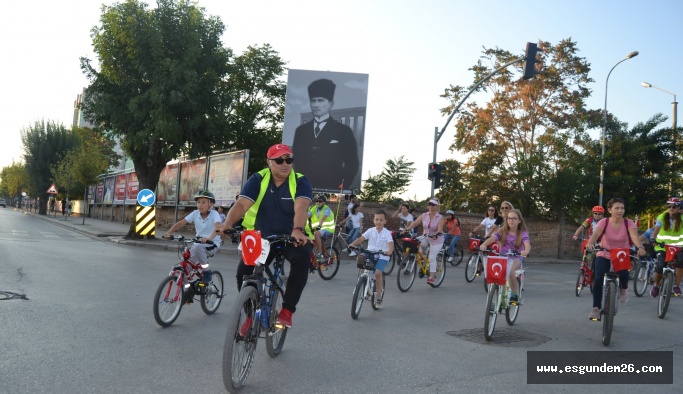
0, 162, 30, 199
359, 156, 415, 203
434, 159, 465, 210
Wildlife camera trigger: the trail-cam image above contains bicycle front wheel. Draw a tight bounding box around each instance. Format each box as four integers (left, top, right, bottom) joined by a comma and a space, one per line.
351, 276, 367, 319
506, 278, 522, 325
484, 285, 499, 341
431, 253, 446, 288
575, 271, 587, 297
201, 270, 224, 315
223, 286, 259, 393
318, 247, 340, 280
602, 281, 616, 346
153, 275, 184, 327
383, 251, 396, 275
465, 254, 478, 282
633, 263, 649, 297
397, 255, 417, 292
265, 281, 287, 358
657, 271, 673, 319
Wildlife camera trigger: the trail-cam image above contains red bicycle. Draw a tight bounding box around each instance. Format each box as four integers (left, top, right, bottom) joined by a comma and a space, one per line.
153, 235, 225, 327
575, 238, 595, 296
309, 230, 340, 280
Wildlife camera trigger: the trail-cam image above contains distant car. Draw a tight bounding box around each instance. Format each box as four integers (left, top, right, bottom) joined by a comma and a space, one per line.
0, 198, 5, 208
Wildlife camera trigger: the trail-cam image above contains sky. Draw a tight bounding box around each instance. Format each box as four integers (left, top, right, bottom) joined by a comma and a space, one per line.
1, 0, 681, 201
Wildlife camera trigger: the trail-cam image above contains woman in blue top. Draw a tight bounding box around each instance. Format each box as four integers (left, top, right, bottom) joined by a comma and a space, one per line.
479, 208, 530, 303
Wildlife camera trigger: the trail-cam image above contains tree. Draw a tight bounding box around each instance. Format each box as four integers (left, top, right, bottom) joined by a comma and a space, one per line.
434, 159, 465, 210
441, 39, 595, 218
359, 156, 415, 203
21, 120, 80, 214
220, 44, 287, 173
0, 163, 30, 201
80, 0, 232, 238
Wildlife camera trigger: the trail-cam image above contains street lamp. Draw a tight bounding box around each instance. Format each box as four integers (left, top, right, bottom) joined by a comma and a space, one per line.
599, 51, 639, 206
641, 82, 678, 192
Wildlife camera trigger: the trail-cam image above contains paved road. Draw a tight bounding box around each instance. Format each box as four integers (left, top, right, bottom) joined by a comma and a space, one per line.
0, 208, 681, 393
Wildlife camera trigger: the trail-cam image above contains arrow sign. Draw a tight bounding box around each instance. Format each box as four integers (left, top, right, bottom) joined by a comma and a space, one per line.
137, 189, 156, 207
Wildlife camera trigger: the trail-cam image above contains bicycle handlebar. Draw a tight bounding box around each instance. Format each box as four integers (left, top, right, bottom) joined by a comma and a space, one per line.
162, 234, 214, 245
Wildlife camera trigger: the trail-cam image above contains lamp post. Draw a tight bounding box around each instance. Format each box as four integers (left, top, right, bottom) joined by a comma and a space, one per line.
599, 51, 639, 206
641, 82, 678, 192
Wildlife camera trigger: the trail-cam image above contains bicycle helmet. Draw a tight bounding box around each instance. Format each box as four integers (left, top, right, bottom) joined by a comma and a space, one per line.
315, 194, 327, 202
194, 190, 216, 203
446, 210, 455, 215
666, 197, 681, 205
591, 206, 604, 213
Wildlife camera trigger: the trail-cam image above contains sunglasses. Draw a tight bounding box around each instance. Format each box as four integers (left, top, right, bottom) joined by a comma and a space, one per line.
507, 217, 520, 221
270, 157, 294, 165
501, 206, 510, 210
488, 209, 495, 212
316, 200, 324, 203
428, 203, 438, 207
667, 204, 679, 209
593, 212, 604, 215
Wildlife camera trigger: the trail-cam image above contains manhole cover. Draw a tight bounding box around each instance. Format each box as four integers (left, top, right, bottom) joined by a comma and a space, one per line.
447, 328, 550, 347
0, 292, 29, 301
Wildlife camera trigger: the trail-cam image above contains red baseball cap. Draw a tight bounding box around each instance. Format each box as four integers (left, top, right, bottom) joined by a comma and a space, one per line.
267, 144, 293, 158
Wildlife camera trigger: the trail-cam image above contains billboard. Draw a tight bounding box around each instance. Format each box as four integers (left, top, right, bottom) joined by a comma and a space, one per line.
282, 69, 369, 193
125, 172, 139, 204
178, 158, 207, 205
103, 176, 115, 203
156, 163, 179, 206
207, 150, 248, 207
114, 174, 127, 203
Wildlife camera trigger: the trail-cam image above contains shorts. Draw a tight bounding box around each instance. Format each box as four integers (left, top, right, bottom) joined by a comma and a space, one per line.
374, 258, 389, 272
319, 229, 333, 238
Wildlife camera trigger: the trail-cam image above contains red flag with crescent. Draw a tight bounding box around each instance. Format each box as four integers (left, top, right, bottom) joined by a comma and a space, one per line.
241, 230, 262, 266
489, 243, 501, 255
609, 248, 631, 271
469, 238, 481, 252
486, 256, 507, 285
665, 245, 681, 263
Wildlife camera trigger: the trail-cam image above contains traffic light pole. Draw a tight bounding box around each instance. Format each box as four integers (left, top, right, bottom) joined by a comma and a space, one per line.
431, 55, 526, 197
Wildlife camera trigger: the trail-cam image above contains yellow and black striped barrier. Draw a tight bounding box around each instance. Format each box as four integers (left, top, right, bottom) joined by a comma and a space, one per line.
135, 205, 156, 236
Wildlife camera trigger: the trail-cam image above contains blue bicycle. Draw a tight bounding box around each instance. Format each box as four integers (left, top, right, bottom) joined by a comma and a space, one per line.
222, 233, 290, 393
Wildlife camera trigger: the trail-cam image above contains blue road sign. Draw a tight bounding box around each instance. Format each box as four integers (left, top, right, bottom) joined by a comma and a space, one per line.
137, 189, 156, 207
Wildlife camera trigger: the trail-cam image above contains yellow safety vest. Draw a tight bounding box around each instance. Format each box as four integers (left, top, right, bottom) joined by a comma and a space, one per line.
241, 168, 302, 230
307, 204, 335, 239
654, 211, 683, 251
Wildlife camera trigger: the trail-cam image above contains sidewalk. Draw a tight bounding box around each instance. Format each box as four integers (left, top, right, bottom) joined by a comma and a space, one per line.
18, 208, 577, 264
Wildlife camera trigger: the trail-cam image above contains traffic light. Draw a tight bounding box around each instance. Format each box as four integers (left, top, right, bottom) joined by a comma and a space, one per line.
428, 163, 437, 181
433, 164, 445, 189
522, 42, 542, 80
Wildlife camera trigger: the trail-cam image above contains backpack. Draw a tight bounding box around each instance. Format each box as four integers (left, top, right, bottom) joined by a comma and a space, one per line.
596, 218, 633, 247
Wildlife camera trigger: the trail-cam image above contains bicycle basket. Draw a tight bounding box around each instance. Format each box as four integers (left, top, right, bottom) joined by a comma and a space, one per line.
357, 252, 380, 269
401, 237, 419, 254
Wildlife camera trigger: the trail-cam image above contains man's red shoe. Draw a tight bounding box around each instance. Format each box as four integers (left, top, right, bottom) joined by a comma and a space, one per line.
276, 308, 293, 328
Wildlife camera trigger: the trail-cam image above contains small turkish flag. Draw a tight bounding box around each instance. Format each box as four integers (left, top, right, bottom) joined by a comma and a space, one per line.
241, 230, 262, 266
665, 245, 681, 263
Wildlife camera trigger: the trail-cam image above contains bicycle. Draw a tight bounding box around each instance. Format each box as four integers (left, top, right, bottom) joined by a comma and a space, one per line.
575, 238, 595, 297
483, 250, 525, 341
440, 237, 465, 267
651, 241, 679, 319
222, 231, 290, 393
587, 245, 631, 346
396, 233, 446, 291
465, 236, 499, 293
350, 247, 387, 319
310, 230, 340, 280
632, 244, 656, 297
153, 235, 224, 327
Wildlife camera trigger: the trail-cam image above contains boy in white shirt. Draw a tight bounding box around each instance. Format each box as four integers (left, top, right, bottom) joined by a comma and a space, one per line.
348, 210, 394, 308
163, 190, 222, 271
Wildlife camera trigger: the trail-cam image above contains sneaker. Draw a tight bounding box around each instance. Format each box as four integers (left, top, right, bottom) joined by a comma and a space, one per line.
239, 317, 253, 337
427, 277, 435, 285
277, 307, 293, 328
447, 256, 454, 263
588, 307, 600, 320
349, 251, 357, 257
342, 248, 348, 253
375, 296, 383, 309
510, 293, 519, 304
650, 285, 660, 298
674, 285, 682, 296
619, 288, 629, 303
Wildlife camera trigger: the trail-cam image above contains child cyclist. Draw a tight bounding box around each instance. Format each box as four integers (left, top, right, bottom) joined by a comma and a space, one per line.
479, 208, 530, 304
163, 190, 222, 285
348, 210, 394, 308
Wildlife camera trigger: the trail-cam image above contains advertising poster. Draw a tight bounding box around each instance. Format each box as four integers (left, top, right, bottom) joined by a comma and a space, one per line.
125, 172, 139, 205
282, 69, 369, 193
88, 185, 95, 204
178, 158, 207, 205
114, 174, 127, 203
95, 181, 104, 203
157, 163, 178, 205
103, 176, 115, 203
207, 151, 247, 207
